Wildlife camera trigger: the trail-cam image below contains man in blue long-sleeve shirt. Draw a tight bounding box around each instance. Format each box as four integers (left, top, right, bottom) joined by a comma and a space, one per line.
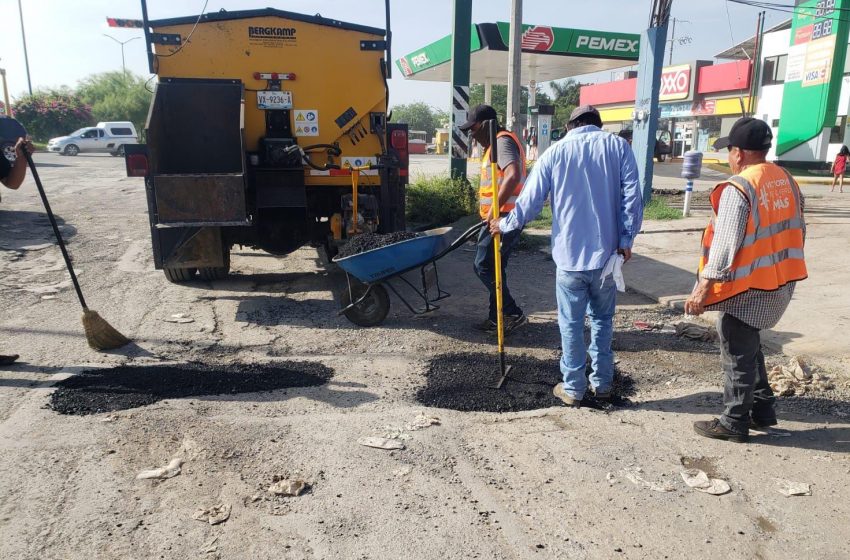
489, 106, 643, 406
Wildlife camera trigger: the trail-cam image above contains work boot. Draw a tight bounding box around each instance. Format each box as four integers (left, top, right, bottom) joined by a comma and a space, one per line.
592, 387, 613, 403
473, 319, 497, 333
693, 419, 749, 443
552, 383, 581, 408
0, 354, 19, 366
749, 416, 778, 429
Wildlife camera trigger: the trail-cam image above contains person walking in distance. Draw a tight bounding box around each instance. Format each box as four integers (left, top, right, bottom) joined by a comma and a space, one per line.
686, 118, 807, 443
489, 106, 643, 406
830, 145, 849, 193
460, 104, 528, 334
1, 136, 34, 366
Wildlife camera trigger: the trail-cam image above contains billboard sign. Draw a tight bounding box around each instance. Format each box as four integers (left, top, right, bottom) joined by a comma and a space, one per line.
777, 0, 850, 155
659, 65, 692, 101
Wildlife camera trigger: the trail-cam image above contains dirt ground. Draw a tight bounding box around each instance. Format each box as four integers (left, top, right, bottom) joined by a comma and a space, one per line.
0, 154, 848, 560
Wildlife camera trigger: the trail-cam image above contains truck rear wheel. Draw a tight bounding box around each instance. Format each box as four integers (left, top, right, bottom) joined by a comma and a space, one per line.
341, 283, 390, 327
198, 246, 231, 281
164, 267, 197, 282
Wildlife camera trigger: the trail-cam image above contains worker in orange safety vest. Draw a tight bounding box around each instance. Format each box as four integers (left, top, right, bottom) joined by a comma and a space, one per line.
459, 104, 528, 334
685, 117, 807, 443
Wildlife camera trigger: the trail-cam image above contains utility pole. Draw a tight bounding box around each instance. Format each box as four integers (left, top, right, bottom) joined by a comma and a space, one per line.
667, 18, 691, 65
0, 68, 11, 117
17, 0, 32, 95
103, 35, 141, 77
632, 0, 673, 202
506, 0, 523, 134
449, 0, 472, 179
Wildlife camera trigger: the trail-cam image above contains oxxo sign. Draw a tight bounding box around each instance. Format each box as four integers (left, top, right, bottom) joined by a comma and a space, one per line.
659, 64, 692, 101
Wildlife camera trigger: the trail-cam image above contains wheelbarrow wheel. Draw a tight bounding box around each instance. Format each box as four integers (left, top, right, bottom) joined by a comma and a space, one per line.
342, 283, 390, 327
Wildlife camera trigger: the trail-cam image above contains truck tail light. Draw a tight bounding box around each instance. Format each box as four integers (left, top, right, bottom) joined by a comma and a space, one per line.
126, 153, 149, 177
390, 128, 409, 176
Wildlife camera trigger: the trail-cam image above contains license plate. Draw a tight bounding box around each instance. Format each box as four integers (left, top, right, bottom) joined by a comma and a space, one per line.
257, 91, 292, 110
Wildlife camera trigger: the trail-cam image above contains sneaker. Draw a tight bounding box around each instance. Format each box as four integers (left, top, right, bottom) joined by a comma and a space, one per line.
693, 419, 749, 443
473, 319, 497, 333
552, 383, 581, 408
0, 354, 19, 366
505, 313, 528, 334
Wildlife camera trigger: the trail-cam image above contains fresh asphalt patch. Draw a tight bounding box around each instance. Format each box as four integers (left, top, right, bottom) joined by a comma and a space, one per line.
335, 231, 422, 259
48, 361, 334, 415
416, 352, 635, 413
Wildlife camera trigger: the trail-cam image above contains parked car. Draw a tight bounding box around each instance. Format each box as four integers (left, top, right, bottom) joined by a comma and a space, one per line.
48, 121, 138, 156
615, 128, 674, 162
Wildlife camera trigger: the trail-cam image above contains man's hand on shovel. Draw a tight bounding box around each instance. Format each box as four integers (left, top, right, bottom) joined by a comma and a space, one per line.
488, 217, 502, 236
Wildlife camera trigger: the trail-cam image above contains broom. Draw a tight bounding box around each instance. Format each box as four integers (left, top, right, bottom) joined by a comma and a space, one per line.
22, 150, 130, 351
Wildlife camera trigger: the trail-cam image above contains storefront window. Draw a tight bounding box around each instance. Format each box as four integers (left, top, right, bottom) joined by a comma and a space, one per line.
762, 55, 788, 85
830, 116, 847, 144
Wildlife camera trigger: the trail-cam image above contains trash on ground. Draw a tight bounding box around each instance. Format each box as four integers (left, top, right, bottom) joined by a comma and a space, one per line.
680, 469, 731, 495
407, 413, 440, 430
164, 313, 194, 324
622, 467, 675, 493
675, 322, 718, 342
268, 477, 309, 496
749, 427, 792, 437
357, 436, 405, 450
192, 503, 231, 525
775, 478, 812, 497
136, 457, 183, 480
768, 356, 833, 396
393, 466, 412, 478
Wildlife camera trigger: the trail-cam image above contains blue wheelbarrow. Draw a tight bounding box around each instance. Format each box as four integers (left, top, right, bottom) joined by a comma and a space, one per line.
332, 222, 485, 326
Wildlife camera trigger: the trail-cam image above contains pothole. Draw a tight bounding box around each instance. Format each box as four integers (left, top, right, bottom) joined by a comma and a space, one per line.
415, 352, 635, 413
48, 361, 334, 415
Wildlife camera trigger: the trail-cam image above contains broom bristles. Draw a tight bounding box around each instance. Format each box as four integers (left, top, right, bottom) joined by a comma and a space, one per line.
82, 309, 130, 351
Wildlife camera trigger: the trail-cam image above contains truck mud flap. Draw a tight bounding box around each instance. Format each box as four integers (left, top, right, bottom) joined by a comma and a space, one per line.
159, 226, 226, 269
154, 174, 249, 225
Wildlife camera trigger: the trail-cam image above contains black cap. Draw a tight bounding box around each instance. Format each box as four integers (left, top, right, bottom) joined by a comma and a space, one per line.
459, 104, 498, 131
714, 117, 773, 151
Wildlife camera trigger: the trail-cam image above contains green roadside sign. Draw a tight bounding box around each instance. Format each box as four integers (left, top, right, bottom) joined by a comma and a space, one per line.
494, 22, 639, 59
777, 0, 850, 156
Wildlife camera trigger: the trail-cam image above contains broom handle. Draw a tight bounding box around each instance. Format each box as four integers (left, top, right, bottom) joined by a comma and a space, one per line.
22, 151, 88, 309
488, 120, 506, 365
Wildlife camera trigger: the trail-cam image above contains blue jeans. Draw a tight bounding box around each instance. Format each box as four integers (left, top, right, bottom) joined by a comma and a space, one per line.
555, 268, 617, 400
473, 227, 523, 321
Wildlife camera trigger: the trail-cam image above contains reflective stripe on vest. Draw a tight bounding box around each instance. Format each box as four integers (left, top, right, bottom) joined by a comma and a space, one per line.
698, 163, 807, 305
479, 130, 526, 219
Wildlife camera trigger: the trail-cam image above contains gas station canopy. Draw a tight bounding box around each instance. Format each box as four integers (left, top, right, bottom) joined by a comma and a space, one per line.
396, 23, 640, 84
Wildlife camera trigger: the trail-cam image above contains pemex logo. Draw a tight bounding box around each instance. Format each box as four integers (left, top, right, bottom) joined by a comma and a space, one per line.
521, 26, 555, 51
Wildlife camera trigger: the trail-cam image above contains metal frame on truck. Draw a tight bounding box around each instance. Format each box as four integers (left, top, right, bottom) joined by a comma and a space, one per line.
126, 1, 408, 282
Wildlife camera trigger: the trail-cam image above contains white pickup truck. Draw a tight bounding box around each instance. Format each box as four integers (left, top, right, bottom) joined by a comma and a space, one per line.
48, 121, 138, 156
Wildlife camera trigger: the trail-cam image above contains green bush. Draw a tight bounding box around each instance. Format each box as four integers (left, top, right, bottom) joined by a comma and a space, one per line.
406, 174, 477, 226
13, 89, 93, 141
77, 72, 152, 139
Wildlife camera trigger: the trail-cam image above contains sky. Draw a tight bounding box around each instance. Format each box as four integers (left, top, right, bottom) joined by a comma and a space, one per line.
0, 0, 789, 110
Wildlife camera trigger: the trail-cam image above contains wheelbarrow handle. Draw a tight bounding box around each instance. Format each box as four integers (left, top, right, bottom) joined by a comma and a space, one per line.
433, 221, 486, 261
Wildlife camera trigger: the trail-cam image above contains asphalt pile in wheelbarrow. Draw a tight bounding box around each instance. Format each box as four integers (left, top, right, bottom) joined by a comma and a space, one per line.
416, 352, 635, 413
48, 361, 334, 415
336, 231, 422, 259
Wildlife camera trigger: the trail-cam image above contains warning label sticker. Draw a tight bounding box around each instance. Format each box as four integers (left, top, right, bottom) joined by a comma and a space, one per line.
294, 110, 319, 136
342, 157, 378, 175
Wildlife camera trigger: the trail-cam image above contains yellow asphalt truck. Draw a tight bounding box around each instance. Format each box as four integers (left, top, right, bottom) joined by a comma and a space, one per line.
125, 2, 408, 282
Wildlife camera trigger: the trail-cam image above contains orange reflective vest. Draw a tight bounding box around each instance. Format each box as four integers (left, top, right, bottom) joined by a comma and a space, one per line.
479, 130, 526, 220
699, 163, 807, 306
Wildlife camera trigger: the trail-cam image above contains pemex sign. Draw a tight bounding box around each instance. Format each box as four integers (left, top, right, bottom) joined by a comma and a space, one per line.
777, 0, 850, 156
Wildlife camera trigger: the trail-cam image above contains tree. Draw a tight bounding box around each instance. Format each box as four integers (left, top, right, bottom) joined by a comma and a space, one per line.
13, 89, 93, 142
468, 84, 552, 127
389, 102, 447, 141
77, 71, 152, 137
549, 79, 581, 130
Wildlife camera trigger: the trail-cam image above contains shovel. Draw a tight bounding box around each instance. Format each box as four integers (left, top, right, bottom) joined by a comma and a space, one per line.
486, 119, 512, 389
